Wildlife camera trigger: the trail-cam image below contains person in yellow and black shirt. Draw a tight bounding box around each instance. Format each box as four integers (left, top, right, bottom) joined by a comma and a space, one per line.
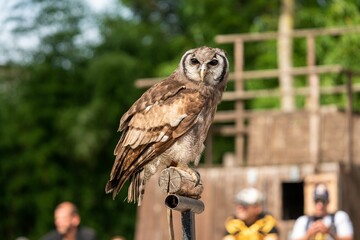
223, 187, 279, 240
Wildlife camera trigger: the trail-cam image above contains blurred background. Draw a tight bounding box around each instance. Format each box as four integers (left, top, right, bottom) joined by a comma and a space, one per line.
1, 0, 360, 239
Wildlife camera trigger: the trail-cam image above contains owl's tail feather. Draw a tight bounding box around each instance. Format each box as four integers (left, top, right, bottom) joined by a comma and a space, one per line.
105, 180, 116, 194
105, 179, 126, 200
128, 171, 145, 206
105, 167, 131, 200
106, 144, 156, 205
105, 146, 146, 201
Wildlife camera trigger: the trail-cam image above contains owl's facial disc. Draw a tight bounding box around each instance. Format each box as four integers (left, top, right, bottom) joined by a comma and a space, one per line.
181, 46, 227, 84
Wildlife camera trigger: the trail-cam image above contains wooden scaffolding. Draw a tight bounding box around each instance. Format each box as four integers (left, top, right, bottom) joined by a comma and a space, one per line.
134, 26, 360, 240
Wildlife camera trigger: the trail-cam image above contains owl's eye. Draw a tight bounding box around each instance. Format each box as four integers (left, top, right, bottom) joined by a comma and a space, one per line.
190, 58, 200, 65
208, 59, 218, 66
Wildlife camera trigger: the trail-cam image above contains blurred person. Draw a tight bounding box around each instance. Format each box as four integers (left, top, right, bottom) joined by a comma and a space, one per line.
111, 236, 126, 240
290, 183, 353, 240
15, 237, 29, 240
41, 201, 97, 240
223, 187, 279, 240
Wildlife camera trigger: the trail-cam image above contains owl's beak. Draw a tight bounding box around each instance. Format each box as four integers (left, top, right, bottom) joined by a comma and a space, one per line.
200, 64, 207, 81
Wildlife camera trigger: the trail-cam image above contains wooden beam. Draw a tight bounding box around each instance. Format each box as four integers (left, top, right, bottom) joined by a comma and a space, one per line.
220, 84, 360, 101
214, 108, 339, 123
212, 125, 247, 136
215, 26, 360, 43
134, 65, 344, 89
213, 110, 237, 122
241, 65, 343, 79
136, 78, 360, 103
214, 109, 307, 122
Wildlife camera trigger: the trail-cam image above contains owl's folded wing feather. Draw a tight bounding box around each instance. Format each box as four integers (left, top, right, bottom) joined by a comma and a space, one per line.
118, 75, 185, 131
105, 80, 205, 200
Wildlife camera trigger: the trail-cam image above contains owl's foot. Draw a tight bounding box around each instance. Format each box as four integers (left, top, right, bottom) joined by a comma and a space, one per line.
183, 168, 202, 186
158, 167, 203, 199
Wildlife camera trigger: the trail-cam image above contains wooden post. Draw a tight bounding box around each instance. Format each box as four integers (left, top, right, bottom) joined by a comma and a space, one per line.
158, 167, 204, 199
307, 35, 321, 171
345, 72, 354, 172
234, 40, 245, 166
278, 0, 295, 112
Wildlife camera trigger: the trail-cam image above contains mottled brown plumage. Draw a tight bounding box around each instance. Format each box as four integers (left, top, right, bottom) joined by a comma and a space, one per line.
105, 46, 229, 205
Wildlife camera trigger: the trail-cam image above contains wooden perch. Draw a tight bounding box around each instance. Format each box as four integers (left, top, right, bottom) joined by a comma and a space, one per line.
158, 167, 204, 199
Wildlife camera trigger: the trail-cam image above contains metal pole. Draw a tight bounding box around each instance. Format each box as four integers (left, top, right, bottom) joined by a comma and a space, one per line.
181, 210, 195, 240
165, 194, 205, 240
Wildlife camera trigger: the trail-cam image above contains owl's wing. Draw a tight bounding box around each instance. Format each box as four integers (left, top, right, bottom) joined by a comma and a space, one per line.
105, 77, 206, 201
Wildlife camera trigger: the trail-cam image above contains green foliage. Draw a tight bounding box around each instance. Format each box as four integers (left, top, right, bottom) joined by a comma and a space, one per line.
1, 0, 360, 239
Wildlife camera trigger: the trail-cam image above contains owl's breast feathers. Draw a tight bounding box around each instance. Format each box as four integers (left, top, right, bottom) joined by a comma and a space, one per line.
105, 76, 219, 198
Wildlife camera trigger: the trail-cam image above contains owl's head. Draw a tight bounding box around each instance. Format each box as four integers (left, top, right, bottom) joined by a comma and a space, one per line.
179, 46, 229, 87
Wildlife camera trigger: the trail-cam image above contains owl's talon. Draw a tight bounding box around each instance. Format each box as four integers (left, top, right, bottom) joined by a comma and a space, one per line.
181, 167, 202, 186
193, 169, 201, 186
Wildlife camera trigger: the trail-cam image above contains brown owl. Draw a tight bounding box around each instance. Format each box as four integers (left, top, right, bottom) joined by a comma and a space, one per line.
105, 46, 229, 205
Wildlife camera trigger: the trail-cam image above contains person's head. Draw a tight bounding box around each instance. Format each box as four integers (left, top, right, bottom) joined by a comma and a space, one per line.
54, 201, 81, 237
233, 187, 264, 225
313, 183, 329, 217
111, 236, 126, 240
